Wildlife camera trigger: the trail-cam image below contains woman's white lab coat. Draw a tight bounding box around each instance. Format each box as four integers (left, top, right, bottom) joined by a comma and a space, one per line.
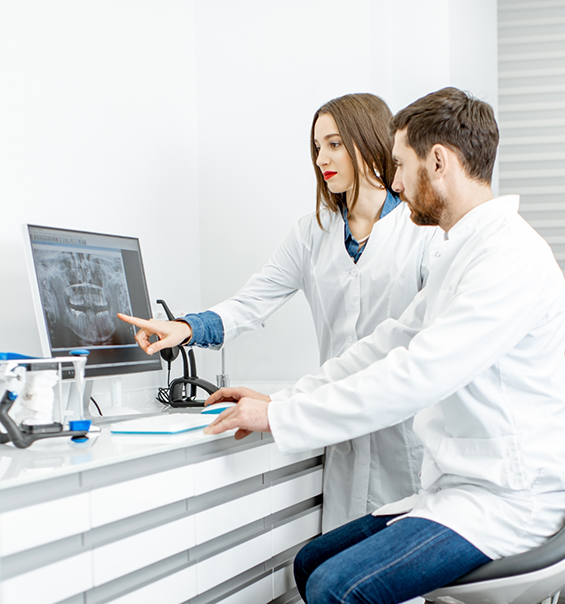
211, 202, 439, 532
268, 196, 565, 559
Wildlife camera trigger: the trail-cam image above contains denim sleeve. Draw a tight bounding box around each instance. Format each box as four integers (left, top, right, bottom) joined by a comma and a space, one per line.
176, 311, 224, 349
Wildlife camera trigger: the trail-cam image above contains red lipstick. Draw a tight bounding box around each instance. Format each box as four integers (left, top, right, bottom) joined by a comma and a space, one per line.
323, 171, 337, 181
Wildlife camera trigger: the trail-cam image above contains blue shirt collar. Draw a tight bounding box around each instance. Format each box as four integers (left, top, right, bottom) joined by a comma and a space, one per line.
342, 190, 402, 263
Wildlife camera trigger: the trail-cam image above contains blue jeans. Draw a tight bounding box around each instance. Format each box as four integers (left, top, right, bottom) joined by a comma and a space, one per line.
294, 514, 491, 604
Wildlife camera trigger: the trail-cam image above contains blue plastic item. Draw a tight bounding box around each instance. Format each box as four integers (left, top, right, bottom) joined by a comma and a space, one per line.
70, 349, 90, 356
69, 420, 91, 432
0, 352, 41, 361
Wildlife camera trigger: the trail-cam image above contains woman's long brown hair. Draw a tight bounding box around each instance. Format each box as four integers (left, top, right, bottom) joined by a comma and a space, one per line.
311, 93, 395, 228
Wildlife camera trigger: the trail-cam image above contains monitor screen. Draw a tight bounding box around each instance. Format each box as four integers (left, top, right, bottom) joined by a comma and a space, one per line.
24, 224, 162, 379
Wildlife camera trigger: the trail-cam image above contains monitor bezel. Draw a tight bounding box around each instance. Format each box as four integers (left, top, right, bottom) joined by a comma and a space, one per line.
23, 223, 162, 380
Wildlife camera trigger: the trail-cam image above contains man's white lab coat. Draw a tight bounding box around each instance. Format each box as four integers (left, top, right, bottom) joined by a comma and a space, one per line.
268, 196, 565, 559
211, 203, 439, 531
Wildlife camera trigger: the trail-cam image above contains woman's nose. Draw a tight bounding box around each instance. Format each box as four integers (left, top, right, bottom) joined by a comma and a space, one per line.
316, 149, 328, 168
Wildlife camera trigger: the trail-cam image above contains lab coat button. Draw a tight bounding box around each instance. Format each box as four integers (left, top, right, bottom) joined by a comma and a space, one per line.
435, 252, 441, 257
348, 336, 354, 343
351, 269, 358, 276
436, 487, 441, 492
367, 495, 373, 502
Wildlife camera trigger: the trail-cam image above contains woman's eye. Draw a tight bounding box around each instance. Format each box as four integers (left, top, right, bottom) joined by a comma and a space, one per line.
330, 141, 340, 149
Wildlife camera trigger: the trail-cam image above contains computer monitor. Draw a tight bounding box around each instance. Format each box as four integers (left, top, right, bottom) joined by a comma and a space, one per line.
23, 224, 162, 380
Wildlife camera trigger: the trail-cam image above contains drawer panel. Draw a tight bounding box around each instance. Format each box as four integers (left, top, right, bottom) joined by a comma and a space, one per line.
93, 516, 195, 586
197, 532, 271, 594
271, 468, 323, 513
272, 509, 322, 557
90, 465, 194, 527
220, 574, 272, 604
0, 492, 90, 556
0, 551, 92, 604
273, 563, 296, 600
193, 448, 269, 495
268, 444, 324, 470
107, 565, 197, 604
195, 488, 270, 544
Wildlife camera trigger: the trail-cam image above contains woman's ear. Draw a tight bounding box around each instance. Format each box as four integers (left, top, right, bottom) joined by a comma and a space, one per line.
368, 165, 385, 189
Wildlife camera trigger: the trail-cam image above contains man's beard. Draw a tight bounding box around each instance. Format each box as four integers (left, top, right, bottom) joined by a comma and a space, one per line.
404, 166, 448, 227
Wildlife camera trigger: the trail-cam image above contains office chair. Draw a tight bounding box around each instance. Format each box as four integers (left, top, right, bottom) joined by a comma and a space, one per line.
424, 522, 565, 604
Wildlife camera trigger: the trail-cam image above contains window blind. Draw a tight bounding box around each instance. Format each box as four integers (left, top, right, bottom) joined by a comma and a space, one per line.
498, 0, 565, 270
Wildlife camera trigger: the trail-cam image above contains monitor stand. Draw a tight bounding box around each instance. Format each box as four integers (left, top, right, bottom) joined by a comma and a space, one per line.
99, 377, 142, 417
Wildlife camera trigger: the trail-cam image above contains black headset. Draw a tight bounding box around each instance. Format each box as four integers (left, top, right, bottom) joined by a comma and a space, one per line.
156, 299, 218, 407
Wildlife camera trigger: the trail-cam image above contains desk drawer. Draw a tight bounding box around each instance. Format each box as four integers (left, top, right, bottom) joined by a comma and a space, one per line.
272, 509, 322, 557
197, 532, 271, 594
193, 448, 269, 495
107, 565, 197, 604
271, 468, 323, 513
273, 563, 296, 600
0, 551, 92, 604
0, 493, 90, 556
93, 516, 195, 586
220, 574, 273, 604
195, 488, 270, 544
90, 465, 194, 527
268, 444, 324, 470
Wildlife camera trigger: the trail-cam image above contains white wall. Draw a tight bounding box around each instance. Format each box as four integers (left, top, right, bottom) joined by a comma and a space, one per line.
196, 0, 499, 387
387, 0, 498, 113
0, 0, 498, 404
195, 0, 379, 386
0, 1, 199, 402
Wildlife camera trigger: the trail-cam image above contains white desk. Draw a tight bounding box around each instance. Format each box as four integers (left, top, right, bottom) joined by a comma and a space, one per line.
0, 423, 323, 604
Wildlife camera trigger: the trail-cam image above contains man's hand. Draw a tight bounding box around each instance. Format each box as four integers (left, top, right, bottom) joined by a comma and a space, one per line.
204, 390, 272, 440
117, 313, 192, 355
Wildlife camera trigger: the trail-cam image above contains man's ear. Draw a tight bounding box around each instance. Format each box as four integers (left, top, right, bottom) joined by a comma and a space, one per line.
429, 144, 449, 179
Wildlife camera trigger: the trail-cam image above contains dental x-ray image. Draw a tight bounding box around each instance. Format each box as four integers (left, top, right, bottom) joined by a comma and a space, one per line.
34, 248, 136, 349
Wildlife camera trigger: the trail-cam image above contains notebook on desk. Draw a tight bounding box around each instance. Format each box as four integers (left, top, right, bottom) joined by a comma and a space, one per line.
110, 413, 214, 434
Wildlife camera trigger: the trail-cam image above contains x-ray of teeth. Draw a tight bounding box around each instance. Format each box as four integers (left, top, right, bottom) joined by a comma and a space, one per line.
34, 249, 137, 348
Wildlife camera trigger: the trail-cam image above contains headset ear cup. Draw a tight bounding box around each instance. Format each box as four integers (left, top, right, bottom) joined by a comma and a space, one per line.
160, 346, 180, 364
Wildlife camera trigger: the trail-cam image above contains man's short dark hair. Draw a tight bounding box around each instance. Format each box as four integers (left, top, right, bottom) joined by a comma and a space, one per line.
390, 87, 499, 184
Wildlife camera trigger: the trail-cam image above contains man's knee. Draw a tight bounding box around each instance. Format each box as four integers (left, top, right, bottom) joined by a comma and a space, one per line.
306, 563, 340, 604
294, 539, 322, 599
306, 560, 392, 604
294, 541, 310, 578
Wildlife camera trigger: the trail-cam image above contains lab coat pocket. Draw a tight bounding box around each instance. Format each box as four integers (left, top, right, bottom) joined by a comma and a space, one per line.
435, 435, 528, 491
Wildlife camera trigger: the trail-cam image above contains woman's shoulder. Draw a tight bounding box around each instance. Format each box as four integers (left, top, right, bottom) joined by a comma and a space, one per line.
280, 209, 341, 255
296, 207, 341, 234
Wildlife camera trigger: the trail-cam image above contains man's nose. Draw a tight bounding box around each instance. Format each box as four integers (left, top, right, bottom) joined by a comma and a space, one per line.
392, 170, 403, 193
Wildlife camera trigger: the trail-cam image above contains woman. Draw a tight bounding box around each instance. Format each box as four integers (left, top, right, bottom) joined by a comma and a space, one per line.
119, 93, 440, 532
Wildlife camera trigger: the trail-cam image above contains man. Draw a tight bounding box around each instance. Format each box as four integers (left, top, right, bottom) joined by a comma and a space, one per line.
202, 88, 565, 604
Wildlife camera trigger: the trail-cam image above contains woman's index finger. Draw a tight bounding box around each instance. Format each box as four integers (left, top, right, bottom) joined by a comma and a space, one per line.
117, 313, 150, 329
